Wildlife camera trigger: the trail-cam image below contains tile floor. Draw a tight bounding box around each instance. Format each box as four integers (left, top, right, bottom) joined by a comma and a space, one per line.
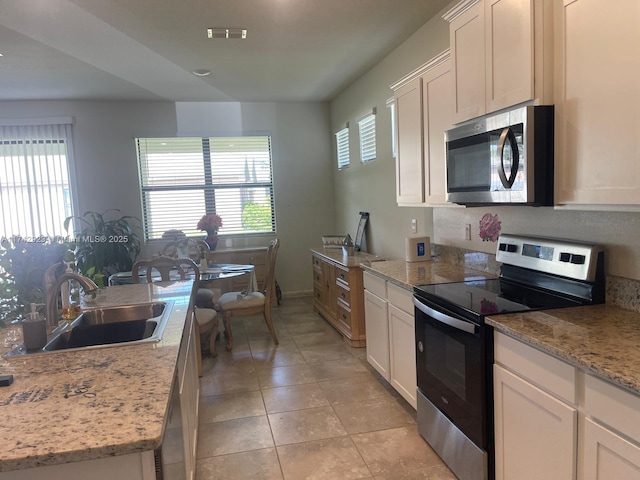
195, 296, 456, 480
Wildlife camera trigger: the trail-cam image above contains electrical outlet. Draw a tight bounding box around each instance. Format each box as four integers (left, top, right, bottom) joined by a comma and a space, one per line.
411, 218, 417, 234
464, 223, 471, 241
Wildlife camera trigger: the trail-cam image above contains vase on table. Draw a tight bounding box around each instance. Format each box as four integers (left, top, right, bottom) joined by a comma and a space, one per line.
204, 230, 218, 250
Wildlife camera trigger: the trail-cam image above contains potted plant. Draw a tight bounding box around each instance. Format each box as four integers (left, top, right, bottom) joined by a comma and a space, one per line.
64, 210, 141, 287
0, 238, 70, 326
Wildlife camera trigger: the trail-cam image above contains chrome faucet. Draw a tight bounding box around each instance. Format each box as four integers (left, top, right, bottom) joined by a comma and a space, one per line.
44, 262, 99, 329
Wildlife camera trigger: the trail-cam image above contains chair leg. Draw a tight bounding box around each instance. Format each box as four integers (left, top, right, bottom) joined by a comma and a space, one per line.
222, 313, 233, 351
263, 308, 279, 345
209, 315, 219, 357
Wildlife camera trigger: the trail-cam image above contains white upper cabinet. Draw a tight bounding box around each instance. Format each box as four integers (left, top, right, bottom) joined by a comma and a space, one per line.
554, 0, 640, 207
394, 76, 425, 204
392, 51, 453, 206
444, 0, 552, 124
447, 0, 486, 123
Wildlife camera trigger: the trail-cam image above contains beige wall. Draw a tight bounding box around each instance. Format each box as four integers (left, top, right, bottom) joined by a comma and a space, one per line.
329, 5, 451, 260
329, 3, 640, 281
0, 100, 334, 294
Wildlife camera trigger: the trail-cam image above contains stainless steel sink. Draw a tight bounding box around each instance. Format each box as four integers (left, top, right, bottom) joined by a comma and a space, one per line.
5, 301, 173, 357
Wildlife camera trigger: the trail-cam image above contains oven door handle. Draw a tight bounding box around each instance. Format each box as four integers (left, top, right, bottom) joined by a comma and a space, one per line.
413, 297, 478, 335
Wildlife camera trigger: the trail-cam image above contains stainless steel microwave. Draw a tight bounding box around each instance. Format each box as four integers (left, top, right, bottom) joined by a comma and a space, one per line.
445, 105, 554, 205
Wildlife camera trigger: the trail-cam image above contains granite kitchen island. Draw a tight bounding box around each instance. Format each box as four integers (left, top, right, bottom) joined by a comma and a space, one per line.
0, 280, 197, 479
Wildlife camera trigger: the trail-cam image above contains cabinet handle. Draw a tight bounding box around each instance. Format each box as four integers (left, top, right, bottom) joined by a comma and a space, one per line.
341, 293, 346, 299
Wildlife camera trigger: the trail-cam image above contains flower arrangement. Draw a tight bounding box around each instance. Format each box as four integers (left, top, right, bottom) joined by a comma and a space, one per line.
197, 214, 223, 233
478, 213, 501, 242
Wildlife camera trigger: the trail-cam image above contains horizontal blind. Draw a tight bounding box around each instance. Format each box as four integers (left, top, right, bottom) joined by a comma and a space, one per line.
0, 123, 75, 238
358, 112, 377, 163
335, 127, 350, 170
136, 136, 275, 241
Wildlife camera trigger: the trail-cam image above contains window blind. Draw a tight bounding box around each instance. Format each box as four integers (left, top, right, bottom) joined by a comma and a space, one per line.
358, 111, 377, 163
0, 121, 75, 238
335, 126, 350, 170
136, 136, 275, 241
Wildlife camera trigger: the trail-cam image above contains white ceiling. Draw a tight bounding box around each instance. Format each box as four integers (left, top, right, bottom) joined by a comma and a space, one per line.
0, 0, 451, 103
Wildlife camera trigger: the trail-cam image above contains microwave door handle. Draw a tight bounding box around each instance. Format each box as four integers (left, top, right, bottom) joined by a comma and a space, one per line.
413, 297, 478, 334
497, 127, 520, 188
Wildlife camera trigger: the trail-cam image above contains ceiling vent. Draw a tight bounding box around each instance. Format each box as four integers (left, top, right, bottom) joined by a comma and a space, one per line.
207, 28, 247, 39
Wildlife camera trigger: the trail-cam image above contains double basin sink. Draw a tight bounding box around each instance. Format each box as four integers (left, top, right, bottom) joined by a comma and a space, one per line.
6, 301, 174, 357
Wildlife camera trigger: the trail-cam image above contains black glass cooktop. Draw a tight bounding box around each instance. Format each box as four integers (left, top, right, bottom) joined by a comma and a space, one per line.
414, 278, 585, 319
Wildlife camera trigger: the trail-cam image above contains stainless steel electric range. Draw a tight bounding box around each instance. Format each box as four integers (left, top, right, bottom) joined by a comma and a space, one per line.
412, 234, 605, 480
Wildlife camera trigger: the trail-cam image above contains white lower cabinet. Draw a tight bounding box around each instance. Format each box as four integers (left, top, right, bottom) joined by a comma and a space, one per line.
494, 364, 577, 480
581, 418, 640, 480
363, 272, 416, 409
388, 303, 416, 408
495, 332, 640, 480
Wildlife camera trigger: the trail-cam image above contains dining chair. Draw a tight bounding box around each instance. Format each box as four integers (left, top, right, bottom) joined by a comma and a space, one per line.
216, 238, 280, 353
162, 238, 209, 262
131, 256, 218, 374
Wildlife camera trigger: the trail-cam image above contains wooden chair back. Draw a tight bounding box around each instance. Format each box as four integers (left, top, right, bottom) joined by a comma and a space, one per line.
263, 238, 280, 308
162, 238, 209, 260
131, 256, 200, 284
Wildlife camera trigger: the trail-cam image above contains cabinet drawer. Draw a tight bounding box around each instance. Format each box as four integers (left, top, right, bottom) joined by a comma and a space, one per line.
584, 373, 640, 442
335, 265, 350, 286
494, 332, 576, 404
336, 281, 351, 306
364, 271, 386, 298
387, 282, 413, 315
337, 301, 351, 333
312, 255, 322, 268
313, 269, 322, 286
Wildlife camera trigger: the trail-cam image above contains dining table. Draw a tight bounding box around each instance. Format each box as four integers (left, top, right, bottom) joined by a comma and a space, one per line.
107, 263, 257, 294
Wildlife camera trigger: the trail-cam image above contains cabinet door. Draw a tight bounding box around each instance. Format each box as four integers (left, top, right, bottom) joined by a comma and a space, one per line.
485, 0, 534, 112
494, 364, 577, 480
581, 417, 640, 480
450, 0, 485, 123
388, 304, 417, 409
395, 76, 425, 204
554, 0, 640, 206
422, 58, 453, 205
364, 290, 390, 381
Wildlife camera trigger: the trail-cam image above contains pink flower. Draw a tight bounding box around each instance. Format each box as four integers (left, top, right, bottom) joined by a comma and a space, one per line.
478, 213, 501, 242
197, 214, 223, 232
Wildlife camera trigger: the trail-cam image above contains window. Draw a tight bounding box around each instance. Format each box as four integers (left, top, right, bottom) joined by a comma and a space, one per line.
135, 136, 275, 241
0, 119, 76, 238
335, 125, 350, 170
358, 108, 377, 163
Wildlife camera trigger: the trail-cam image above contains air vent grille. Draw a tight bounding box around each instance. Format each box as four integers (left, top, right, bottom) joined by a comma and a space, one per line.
207, 27, 247, 39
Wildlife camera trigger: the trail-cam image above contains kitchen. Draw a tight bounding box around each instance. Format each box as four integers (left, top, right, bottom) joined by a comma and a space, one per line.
1, 0, 640, 479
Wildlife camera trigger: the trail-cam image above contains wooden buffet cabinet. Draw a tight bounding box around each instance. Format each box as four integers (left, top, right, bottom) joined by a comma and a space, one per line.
311, 249, 378, 347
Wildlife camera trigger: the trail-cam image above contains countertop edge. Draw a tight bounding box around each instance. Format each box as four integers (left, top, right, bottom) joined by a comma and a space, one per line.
486, 310, 640, 396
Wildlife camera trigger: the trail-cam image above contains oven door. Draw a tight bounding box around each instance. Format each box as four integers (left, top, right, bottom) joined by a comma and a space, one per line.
414, 296, 489, 448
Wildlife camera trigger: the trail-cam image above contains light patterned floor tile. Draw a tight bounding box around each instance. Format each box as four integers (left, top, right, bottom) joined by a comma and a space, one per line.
196, 448, 283, 480
268, 406, 347, 446
277, 436, 372, 480
262, 383, 329, 414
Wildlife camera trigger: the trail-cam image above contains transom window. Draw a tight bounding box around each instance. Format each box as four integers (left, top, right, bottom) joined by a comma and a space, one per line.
135, 136, 276, 241
335, 126, 350, 170
0, 119, 76, 239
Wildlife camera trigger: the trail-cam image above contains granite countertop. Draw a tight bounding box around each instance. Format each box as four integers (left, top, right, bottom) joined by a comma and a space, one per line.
486, 304, 640, 396
311, 247, 382, 268
0, 281, 194, 472
360, 258, 496, 290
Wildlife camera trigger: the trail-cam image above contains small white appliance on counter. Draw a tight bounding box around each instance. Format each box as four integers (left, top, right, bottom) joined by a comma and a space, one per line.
405, 236, 430, 262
